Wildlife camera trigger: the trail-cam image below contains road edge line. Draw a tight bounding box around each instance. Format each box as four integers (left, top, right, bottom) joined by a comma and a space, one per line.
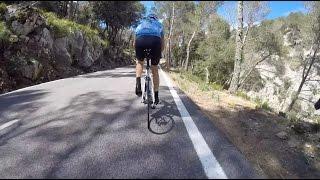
159, 68, 228, 179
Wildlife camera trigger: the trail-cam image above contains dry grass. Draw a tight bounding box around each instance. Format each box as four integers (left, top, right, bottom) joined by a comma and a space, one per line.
169, 71, 256, 111
167, 70, 320, 179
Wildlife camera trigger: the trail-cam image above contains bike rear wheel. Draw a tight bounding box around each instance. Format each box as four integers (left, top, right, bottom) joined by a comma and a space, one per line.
147, 76, 150, 130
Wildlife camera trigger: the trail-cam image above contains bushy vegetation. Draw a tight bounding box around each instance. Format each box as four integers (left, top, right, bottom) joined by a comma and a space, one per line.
236, 91, 251, 101
42, 11, 97, 38
170, 13, 235, 88
0, 2, 7, 19
41, 11, 108, 48
0, 21, 10, 41
158, 1, 320, 124
0, 20, 11, 54
254, 98, 273, 112
92, 1, 145, 44
0, 1, 143, 94
193, 16, 235, 87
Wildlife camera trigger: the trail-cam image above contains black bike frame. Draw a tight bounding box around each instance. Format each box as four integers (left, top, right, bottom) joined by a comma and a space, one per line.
145, 49, 152, 130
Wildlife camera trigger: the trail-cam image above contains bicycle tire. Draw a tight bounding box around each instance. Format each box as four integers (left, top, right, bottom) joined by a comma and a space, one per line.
147, 72, 150, 130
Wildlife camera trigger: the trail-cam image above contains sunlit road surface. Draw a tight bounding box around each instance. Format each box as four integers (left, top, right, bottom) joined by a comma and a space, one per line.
0, 65, 260, 178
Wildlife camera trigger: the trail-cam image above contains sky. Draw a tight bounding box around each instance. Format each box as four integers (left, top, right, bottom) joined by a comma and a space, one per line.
140, 1, 308, 26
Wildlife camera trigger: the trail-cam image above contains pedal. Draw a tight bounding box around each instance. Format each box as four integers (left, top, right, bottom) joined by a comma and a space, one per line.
154, 100, 161, 105
141, 95, 148, 104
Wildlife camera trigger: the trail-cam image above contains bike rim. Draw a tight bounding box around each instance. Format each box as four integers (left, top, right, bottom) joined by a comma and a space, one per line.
147, 76, 150, 129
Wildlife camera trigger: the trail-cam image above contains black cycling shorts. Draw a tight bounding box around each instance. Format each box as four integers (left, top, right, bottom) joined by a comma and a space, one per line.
135, 35, 161, 66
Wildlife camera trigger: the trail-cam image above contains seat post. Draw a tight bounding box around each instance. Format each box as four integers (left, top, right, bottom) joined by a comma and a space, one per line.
146, 50, 151, 69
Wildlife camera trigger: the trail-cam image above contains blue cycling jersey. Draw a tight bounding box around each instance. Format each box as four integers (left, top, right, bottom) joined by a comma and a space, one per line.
135, 18, 164, 38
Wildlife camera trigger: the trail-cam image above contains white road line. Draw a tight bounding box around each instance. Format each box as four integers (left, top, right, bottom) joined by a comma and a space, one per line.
160, 68, 228, 179
0, 119, 20, 131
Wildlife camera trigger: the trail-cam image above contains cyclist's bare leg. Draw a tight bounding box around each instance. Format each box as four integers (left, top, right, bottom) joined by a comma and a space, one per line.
135, 59, 144, 96
151, 65, 159, 104
151, 65, 159, 91
136, 59, 144, 77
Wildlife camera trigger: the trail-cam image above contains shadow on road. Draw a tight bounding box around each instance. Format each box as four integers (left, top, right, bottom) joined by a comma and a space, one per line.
78, 71, 136, 79
0, 89, 183, 178
0, 90, 49, 125
0, 74, 205, 178
149, 100, 176, 135
76, 65, 137, 79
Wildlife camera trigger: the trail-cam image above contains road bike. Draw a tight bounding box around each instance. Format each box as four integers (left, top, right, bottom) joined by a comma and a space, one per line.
141, 49, 174, 134
141, 49, 155, 131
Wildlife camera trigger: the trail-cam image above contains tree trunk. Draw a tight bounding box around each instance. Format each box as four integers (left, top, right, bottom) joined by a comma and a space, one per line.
118, 29, 123, 44
286, 79, 305, 113
239, 53, 271, 88
128, 31, 133, 48
63, 1, 69, 18
177, 30, 185, 70
166, 2, 175, 71
110, 27, 119, 46
67, 1, 74, 20
228, 1, 243, 93
205, 66, 209, 84
286, 42, 320, 112
181, 58, 185, 69
165, 36, 169, 59
74, 1, 79, 21
185, 30, 196, 71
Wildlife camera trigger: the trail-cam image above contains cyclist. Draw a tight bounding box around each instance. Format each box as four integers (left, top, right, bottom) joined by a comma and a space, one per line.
133, 13, 164, 105
315, 98, 320, 110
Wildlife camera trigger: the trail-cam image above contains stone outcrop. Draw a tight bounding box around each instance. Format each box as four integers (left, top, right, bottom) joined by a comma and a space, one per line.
246, 26, 320, 123
0, 4, 134, 94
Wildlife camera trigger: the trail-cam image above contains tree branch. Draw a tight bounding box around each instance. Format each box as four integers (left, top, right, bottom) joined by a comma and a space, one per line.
242, 23, 252, 46
239, 52, 271, 87
255, 67, 276, 73
298, 96, 315, 104
306, 79, 320, 82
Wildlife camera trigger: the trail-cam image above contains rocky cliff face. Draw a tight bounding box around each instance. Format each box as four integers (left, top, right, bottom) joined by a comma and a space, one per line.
0, 4, 134, 94
247, 27, 320, 122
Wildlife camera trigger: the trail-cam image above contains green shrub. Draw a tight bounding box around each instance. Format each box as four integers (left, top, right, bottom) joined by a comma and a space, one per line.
40, 11, 109, 48
15, 10, 30, 23
181, 71, 201, 82
209, 82, 223, 91
287, 111, 299, 124
283, 78, 291, 91
313, 116, 320, 124
254, 97, 262, 105
254, 98, 272, 112
290, 57, 303, 70
199, 83, 210, 92
0, 21, 11, 42
42, 12, 97, 38
0, 3, 7, 19
212, 93, 220, 102
236, 91, 250, 100
261, 101, 272, 111
6, 55, 27, 76
100, 38, 109, 48
41, 11, 72, 37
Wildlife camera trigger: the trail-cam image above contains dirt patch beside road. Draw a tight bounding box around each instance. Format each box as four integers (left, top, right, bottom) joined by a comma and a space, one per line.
168, 71, 320, 179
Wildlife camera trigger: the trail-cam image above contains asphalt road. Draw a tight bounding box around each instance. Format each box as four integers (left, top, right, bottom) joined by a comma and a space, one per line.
0, 65, 261, 179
